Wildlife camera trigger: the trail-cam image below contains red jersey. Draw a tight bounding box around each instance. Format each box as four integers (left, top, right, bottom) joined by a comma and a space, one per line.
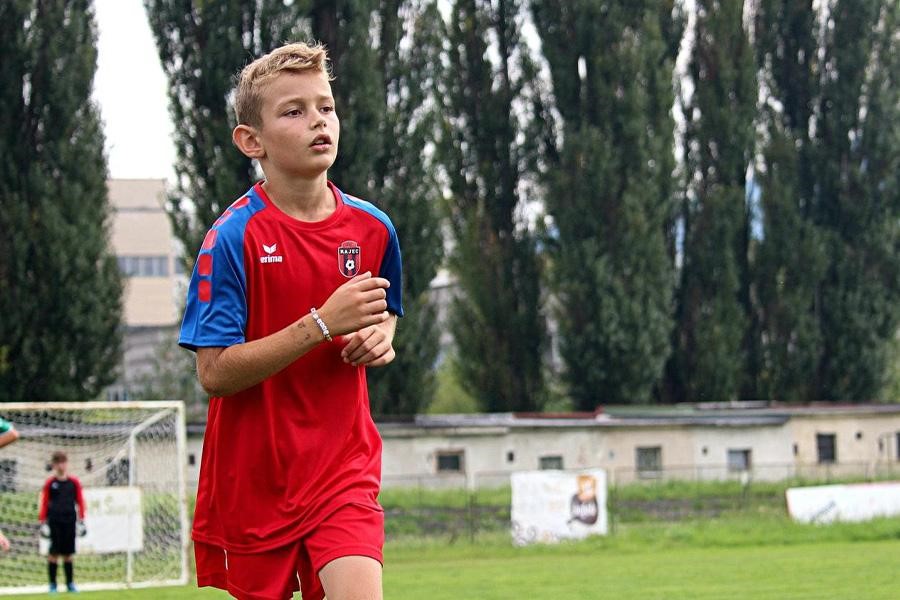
39, 476, 86, 523
179, 181, 403, 553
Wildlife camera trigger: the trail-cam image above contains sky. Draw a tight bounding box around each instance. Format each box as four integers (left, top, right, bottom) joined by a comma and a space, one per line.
93, 0, 176, 181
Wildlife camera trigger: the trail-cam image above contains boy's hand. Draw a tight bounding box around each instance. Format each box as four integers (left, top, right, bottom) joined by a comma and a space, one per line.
40, 522, 50, 538
0, 531, 9, 552
341, 316, 397, 367
317, 272, 390, 338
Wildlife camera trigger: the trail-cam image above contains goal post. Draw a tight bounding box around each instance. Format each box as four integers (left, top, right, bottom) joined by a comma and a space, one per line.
0, 401, 189, 594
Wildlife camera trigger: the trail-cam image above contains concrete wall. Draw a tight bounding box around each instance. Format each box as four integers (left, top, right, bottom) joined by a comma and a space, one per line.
182, 412, 900, 490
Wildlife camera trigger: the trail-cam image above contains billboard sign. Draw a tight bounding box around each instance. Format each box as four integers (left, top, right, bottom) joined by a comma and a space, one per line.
511, 469, 608, 545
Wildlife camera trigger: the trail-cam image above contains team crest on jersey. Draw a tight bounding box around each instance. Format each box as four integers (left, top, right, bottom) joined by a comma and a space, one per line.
337, 240, 361, 277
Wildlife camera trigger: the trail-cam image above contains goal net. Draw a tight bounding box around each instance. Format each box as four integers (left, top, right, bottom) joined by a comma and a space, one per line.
0, 402, 189, 594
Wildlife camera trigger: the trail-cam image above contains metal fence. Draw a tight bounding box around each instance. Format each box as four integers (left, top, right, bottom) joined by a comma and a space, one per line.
379, 461, 900, 541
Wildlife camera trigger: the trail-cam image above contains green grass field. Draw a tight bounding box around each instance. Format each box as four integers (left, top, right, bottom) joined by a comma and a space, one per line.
5, 515, 900, 599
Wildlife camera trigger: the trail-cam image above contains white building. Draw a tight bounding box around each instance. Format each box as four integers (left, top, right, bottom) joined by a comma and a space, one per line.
106, 179, 183, 400
185, 403, 900, 490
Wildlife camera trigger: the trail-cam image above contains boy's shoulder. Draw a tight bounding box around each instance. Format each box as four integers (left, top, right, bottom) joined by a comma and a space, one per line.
203, 186, 269, 250
340, 190, 397, 236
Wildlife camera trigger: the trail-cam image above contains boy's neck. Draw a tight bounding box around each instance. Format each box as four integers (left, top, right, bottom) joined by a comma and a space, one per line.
262, 171, 335, 222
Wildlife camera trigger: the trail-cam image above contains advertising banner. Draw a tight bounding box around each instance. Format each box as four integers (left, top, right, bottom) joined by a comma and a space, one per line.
786, 481, 900, 524
511, 469, 608, 545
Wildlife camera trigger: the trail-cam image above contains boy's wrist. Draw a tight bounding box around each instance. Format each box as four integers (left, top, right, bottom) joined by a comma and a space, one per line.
309, 307, 333, 342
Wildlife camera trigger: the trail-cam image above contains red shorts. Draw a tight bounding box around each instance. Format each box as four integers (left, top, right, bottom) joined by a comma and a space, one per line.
194, 504, 384, 600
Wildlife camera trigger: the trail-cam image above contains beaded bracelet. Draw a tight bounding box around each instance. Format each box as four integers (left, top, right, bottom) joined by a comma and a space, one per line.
310, 307, 333, 342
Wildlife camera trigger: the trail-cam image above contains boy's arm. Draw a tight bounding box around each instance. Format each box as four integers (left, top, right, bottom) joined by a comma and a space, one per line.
0, 418, 18, 449
0, 429, 18, 449
340, 314, 398, 367
38, 479, 50, 522
197, 272, 390, 397
73, 477, 86, 520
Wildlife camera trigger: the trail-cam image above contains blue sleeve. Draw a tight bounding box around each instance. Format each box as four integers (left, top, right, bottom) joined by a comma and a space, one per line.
379, 222, 404, 317
179, 225, 248, 351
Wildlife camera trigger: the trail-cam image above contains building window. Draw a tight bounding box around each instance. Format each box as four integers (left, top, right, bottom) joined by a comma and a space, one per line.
188, 454, 196, 467
727, 449, 752, 472
436, 451, 464, 474
539, 455, 564, 470
636, 446, 662, 478
816, 433, 837, 464
506, 451, 515, 463
117, 255, 170, 277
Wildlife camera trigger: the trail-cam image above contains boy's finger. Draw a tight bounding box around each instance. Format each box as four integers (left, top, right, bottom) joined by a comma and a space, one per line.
356, 276, 390, 290
342, 328, 375, 360
347, 334, 386, 364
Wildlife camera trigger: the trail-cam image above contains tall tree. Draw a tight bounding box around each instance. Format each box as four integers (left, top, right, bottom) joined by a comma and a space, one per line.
442, 0, 547, 412
0, 0, 123, 401
809, 0, 899, 400
364, 1, 445, 416
670, 0, 757, 403
754, 0, 899, 402
752, 0, 826, 402
533, 1, 679, 408
147, 0, 443, 414
145, 0, 300, 260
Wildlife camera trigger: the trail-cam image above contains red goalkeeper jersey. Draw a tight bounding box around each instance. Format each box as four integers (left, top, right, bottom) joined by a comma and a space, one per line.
179, 181, 403, 553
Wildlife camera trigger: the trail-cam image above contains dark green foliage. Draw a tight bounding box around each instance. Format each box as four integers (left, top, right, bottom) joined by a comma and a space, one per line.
147, 0, 443, 414
0, 0, 123, 401
144, 0, 301, 261
364, 1, 445, 416
533, 1, 678, 407
754, 0, 900, 402
670, 0, 757, 403
442, 0, 547, 412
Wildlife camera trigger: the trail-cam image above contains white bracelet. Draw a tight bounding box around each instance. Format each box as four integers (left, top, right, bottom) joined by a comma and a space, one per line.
310, 307, 332, 342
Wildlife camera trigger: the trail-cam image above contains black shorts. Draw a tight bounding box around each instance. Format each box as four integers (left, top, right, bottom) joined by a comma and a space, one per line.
48, 520, 76, 556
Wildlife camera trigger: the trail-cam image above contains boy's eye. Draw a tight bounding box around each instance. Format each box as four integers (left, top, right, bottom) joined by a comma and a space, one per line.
320, 106, 334, 114
285, 108, 302, 116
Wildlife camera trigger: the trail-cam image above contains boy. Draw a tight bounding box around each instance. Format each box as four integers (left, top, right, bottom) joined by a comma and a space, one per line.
179, 42, 402, 600
39, 451, 87, 593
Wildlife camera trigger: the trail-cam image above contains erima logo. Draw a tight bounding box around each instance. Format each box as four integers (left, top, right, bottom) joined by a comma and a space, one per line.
260, 243, 283, 264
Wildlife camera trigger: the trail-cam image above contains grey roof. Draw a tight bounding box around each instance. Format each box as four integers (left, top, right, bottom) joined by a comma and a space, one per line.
186, 403, 900, 435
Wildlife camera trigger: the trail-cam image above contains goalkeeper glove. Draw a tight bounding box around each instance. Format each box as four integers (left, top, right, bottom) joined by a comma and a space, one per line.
76, 520, 87, 537
40, 523, 50, 539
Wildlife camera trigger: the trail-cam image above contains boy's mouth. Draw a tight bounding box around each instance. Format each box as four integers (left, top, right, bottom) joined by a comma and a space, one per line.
310, 134, 332, 148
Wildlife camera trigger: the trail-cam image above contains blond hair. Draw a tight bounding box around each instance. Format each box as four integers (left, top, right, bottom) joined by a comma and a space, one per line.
234, 42, 333, 127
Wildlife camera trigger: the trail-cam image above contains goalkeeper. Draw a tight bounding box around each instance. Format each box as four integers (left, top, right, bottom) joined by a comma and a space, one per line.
39, 451, 86, 593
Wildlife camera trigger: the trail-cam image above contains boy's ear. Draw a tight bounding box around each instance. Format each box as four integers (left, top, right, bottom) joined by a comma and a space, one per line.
233, 124, 265, 159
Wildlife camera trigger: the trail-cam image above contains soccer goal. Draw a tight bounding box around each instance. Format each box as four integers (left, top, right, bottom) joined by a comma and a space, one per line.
0, 401, 189, 594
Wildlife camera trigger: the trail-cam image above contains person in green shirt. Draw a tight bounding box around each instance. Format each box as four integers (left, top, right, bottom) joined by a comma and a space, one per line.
0, 417, 18, 449
0, 416, 18, 552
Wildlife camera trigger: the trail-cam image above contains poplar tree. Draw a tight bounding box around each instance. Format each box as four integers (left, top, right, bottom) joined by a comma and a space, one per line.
145, 0, 300, 259
671, 0, 757, 403
754, 0, 899, 401
752, 0, 826, 402
442, 0, 547, 412
0, 0, 123, 401
533, 1, 679, 407
364, 1, 445, 416
147, 0, 443, 414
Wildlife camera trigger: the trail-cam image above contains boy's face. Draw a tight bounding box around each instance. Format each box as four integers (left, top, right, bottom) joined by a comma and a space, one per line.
252, 70, 340, 179
53, 460, 68, 476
